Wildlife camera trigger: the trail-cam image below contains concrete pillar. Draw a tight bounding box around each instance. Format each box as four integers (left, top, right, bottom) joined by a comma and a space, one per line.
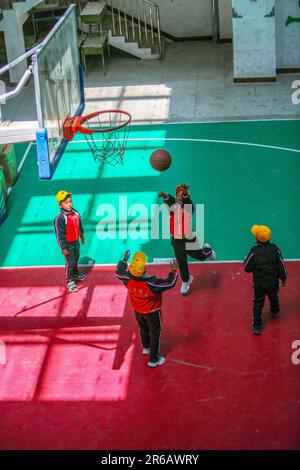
218, 0, 233, 40
276, 0, 300, 70
3, 9, 27, 85
232, 0, 276, 81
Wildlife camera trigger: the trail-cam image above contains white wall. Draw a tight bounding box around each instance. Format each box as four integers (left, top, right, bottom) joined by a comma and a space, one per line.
275, 0, 300, 69
155, 0, 213, 38
218, 0, 232, 39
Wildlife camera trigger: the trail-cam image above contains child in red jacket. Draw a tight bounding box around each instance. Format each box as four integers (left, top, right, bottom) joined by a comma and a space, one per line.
54, 190, 86, 293
159, 184, 216, 295
115, 250, 178, 368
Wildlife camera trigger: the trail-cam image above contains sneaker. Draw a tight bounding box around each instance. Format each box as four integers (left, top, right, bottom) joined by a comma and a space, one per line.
75, 272, 87, 281
271, 311, 280, 319
252, 326, 261, 335
142, 347, 150, 355
148, 356, 165, 368
203, 243, 216, 260
67, 280, 78, 293
180, 275, 194, 295
203, 242, 211, 252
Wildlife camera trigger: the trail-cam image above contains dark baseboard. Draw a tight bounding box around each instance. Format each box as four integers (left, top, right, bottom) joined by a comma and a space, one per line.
218, 38, 232, 44
163, 34, 213, 42
234, 77, 276, 83
277, 68, 300, 74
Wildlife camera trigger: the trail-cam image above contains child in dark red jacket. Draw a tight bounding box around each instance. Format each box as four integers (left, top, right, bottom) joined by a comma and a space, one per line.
54, 190, 87, 292
159, 183, 216, 295
115, 250, 178, 368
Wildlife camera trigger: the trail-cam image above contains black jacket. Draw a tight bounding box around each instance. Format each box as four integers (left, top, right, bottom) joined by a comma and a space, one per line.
244, 241, 288, 286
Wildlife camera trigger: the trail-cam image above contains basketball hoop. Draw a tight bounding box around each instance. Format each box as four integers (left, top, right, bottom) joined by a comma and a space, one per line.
63, 110, 131, 166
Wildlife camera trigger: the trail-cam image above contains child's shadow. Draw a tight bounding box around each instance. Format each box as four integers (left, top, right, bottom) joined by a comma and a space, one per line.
163, 270, 222, 357
191, 269, 222, 290
78, 256, 96, 275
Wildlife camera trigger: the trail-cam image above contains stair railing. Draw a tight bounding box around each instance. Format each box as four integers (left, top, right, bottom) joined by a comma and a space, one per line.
108, 0, 162, 58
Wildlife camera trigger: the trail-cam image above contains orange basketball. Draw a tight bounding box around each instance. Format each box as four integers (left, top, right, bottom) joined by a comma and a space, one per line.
150, 149, 172, 172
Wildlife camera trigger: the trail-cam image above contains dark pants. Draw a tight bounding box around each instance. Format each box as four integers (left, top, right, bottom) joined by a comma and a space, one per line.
135, 310, 162, 363
64, 240, 80, 283
171, 236, 211, 282
252, 283, 280, 328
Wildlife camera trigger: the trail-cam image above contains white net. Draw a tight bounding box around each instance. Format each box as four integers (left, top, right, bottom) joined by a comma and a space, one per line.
81, 111, 131, 166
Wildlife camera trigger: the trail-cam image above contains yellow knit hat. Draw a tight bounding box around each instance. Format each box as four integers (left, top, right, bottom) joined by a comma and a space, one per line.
251, 224, 271, 243
129, 251, 146, 277
56, 190, 72, 204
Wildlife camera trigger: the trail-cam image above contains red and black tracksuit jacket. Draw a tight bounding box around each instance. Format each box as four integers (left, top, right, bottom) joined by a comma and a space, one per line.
54, 209, 84, 249
54, 209, 84, 283
115, 260, 178, 313
162, 193, 194, 239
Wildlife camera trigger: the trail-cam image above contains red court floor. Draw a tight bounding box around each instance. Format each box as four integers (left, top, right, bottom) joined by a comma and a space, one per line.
0, 262, 299, 450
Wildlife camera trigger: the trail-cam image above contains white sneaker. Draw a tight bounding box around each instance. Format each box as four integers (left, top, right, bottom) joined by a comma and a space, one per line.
203, 243, 216, 261
66, 280, 78, 293
180, 275, 194, 295
148, 356, 165, 368
142, 347, 150, 355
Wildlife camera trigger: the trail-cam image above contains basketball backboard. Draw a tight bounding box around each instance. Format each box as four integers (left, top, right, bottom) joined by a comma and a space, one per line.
34, 4, 85, 179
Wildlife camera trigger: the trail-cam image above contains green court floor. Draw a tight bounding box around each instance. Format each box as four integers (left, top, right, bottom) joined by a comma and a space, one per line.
0, 120, 300, 267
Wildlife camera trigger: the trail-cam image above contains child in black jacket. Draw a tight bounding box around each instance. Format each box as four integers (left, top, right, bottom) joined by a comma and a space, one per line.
244, 224, 288, 335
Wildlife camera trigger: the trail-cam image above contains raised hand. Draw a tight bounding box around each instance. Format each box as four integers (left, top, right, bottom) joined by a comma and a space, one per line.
123, 250, 131, 262
158, 191, 167, 198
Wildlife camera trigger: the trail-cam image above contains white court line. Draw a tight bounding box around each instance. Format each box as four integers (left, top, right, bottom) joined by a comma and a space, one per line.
7, 141, 33, 196
0, 259, 299, 270
86, 117, 300, 126
70, 137, 300, 154
153, 118, 300, 124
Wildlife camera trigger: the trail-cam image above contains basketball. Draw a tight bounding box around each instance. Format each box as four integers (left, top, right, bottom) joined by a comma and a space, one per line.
150, 149, 172, 171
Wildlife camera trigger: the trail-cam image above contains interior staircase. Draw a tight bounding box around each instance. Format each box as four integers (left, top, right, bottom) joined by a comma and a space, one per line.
105, 0, 165, 60
0, 1, 165, 63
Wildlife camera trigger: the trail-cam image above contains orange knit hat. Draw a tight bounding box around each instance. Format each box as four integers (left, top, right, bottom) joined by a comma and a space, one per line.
251, 225, 271, 243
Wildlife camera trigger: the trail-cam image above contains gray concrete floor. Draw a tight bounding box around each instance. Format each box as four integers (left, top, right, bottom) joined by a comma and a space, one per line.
1, 40, 299, 143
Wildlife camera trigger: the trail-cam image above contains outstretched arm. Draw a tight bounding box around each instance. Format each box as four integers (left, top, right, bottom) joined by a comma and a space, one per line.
146, 259, 178, 293
158, 192, 176, 209
115, 250, 131, 285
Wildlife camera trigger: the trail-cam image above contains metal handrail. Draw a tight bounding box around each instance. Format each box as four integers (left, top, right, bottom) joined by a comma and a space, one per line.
0, 43, 41, 103
107, 0, 162, 58
143, 0, 158, 7
123, 0, 128, 40
117, 0, 122, 35
136, 0, 141, 45
0, 44, 40, 76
